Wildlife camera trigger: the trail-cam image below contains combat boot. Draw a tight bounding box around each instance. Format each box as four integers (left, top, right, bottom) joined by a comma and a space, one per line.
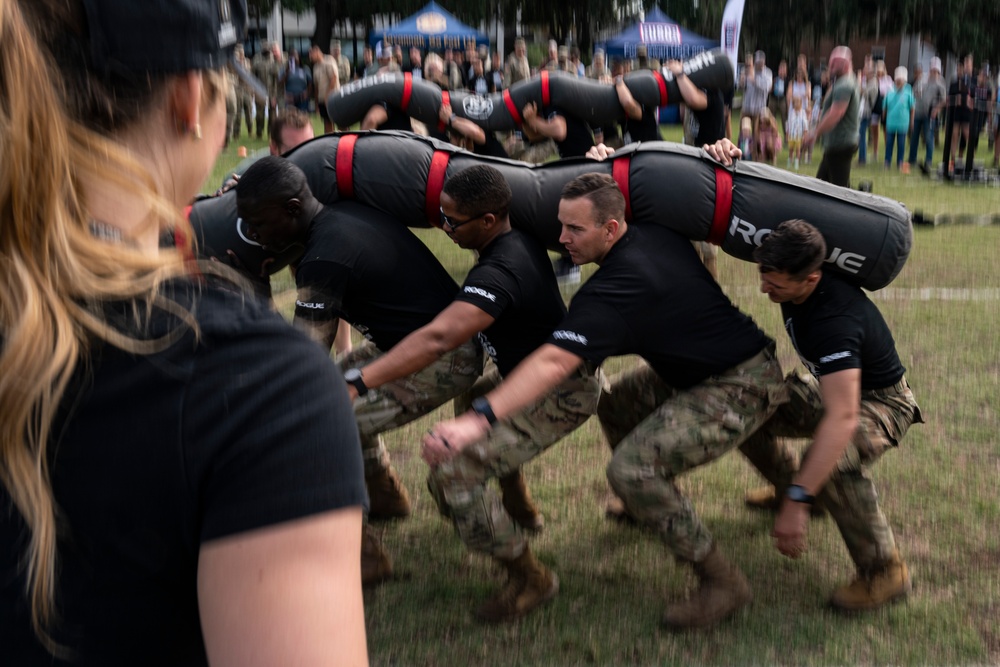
499, 469, 544, 532
830, 550, 911, 611
365, 465, 411, 521
604, 494, 638, 526
474, 546, 559, 623
744, 485, 782, 510
744, 485, 827, 517
361, 525, 393, 587
661, 544, 752, 630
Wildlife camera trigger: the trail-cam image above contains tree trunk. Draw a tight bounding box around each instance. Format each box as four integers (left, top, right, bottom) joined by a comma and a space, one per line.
314, 0, 335, 52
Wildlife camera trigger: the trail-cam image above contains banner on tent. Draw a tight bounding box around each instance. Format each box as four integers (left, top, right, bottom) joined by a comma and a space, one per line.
384, 34, 479, 50
720, 0, 746, 72
639, 22, 682, 45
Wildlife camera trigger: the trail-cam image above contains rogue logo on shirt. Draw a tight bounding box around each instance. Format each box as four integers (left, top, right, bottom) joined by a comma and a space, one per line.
820, 351, 852, 363
464, 286, 497, 302
295, 300, 325, 310
552, 330, 588, 346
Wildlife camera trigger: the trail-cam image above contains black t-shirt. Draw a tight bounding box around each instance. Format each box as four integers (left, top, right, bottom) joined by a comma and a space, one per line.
621, 104, 660, 143
948, 76, 972, 123
1, 278, 366, 666
780, 272, 905, 390
378, 102, 414, 131
547, 106, 595, 158
468, 73, 494, 96
293, 202, 458, 350
547, 225, 772, 388
693, 88, 727, 146
473, 131, 510, 158
454, 229, 566, 376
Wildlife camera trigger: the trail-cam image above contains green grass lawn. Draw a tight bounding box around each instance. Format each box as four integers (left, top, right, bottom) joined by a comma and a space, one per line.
206, 119, 1000, 666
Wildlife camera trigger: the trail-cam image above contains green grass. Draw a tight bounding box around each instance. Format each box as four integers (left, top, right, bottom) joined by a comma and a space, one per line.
205, 118, 1000, 666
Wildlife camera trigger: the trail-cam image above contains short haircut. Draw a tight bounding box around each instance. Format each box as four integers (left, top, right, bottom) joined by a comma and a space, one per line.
268, 108, 311, 145
442, 166, 512, 218
236, 156, 311, 208
560, 173, 625, 227
753, 219, 827, 279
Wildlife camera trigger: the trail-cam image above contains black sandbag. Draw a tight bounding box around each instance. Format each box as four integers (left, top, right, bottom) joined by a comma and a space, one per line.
284, 130, 600, 249
619, 142, 913, 288
725, 160, 913, 287
327, 49, 733, 132
327, 72, 446, 129
501, 48, 734, 130
198, 131, 911, 289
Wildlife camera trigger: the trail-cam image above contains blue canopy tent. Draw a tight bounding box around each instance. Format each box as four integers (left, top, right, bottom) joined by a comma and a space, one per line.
372, 2, 488, 52
600, 7, 716, 61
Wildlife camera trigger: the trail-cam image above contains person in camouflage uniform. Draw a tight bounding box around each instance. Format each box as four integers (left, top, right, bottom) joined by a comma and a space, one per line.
504, 37, 531, 87
363, 166, 602, 623
331, 39, 351, 86
426, 173, 787, 629
252, 41, 283, 138
232, 45, 254, 140
233, 159, 540, 589
224, 57, 238, 148
736, 218, 922, 612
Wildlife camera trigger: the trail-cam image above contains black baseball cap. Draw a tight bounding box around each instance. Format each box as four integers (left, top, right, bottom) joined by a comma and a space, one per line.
80, 0, 266, 98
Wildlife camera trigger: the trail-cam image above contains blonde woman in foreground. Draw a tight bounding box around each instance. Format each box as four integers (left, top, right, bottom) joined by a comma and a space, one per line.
0, 0, 368, 665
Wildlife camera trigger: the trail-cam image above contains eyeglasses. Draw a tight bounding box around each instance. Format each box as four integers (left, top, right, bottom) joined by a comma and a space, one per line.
440, 207, 490, 231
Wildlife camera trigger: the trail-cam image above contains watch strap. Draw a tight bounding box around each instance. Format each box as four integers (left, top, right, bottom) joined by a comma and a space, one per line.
345, 369, 368, 397
785, 484, 816, 505
470, 396, 498, 426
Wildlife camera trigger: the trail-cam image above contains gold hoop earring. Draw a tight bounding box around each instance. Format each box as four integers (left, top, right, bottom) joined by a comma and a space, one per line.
192, 123, 202, 141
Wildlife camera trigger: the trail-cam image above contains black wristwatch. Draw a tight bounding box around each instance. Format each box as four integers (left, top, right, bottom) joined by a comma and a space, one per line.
470, 396, 498, 426
343, 368, 368, 397
785, 484, 816, 505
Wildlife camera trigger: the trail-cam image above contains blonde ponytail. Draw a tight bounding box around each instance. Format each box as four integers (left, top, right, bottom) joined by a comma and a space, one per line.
0, 0, 207, 649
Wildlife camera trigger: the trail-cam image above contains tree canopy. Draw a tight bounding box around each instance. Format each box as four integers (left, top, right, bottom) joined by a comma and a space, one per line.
255, 0, 1000, 67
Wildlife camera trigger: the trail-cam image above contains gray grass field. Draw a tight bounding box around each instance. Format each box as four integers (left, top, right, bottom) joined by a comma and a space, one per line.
209, 124, 999, 666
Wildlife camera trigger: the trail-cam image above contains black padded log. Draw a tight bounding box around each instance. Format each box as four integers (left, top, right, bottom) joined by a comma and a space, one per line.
190, 130, 912, 289
327, 49, 733, 132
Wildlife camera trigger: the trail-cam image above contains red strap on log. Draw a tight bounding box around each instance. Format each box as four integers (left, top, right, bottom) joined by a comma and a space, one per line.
611, 156, 632, 222
707, 166, 733, 246
425, 150, 451, 227
540, 70, 551, 107
335, 134, 358, 199
652, 70, 669, 107
400, 73, 413, 112
437, 90, 451, 133
503, 89, 523, 125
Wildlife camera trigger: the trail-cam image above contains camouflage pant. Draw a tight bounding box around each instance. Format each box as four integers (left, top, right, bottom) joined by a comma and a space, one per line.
339, 340, 484, 476
602, 346, 787, 563
427, 363, 604, 560
741, 372, 923, 571
508, 137, 557, 164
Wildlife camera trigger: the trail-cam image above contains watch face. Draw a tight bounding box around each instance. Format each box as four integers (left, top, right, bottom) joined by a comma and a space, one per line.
344, 368, 361, 382
786, 485, 813, 503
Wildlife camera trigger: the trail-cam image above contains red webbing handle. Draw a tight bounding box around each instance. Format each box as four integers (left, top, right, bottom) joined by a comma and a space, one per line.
611, 156, 632, 222
425, 150, 451, 226
707, 167, 733, 246
335, 134, 358, 199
